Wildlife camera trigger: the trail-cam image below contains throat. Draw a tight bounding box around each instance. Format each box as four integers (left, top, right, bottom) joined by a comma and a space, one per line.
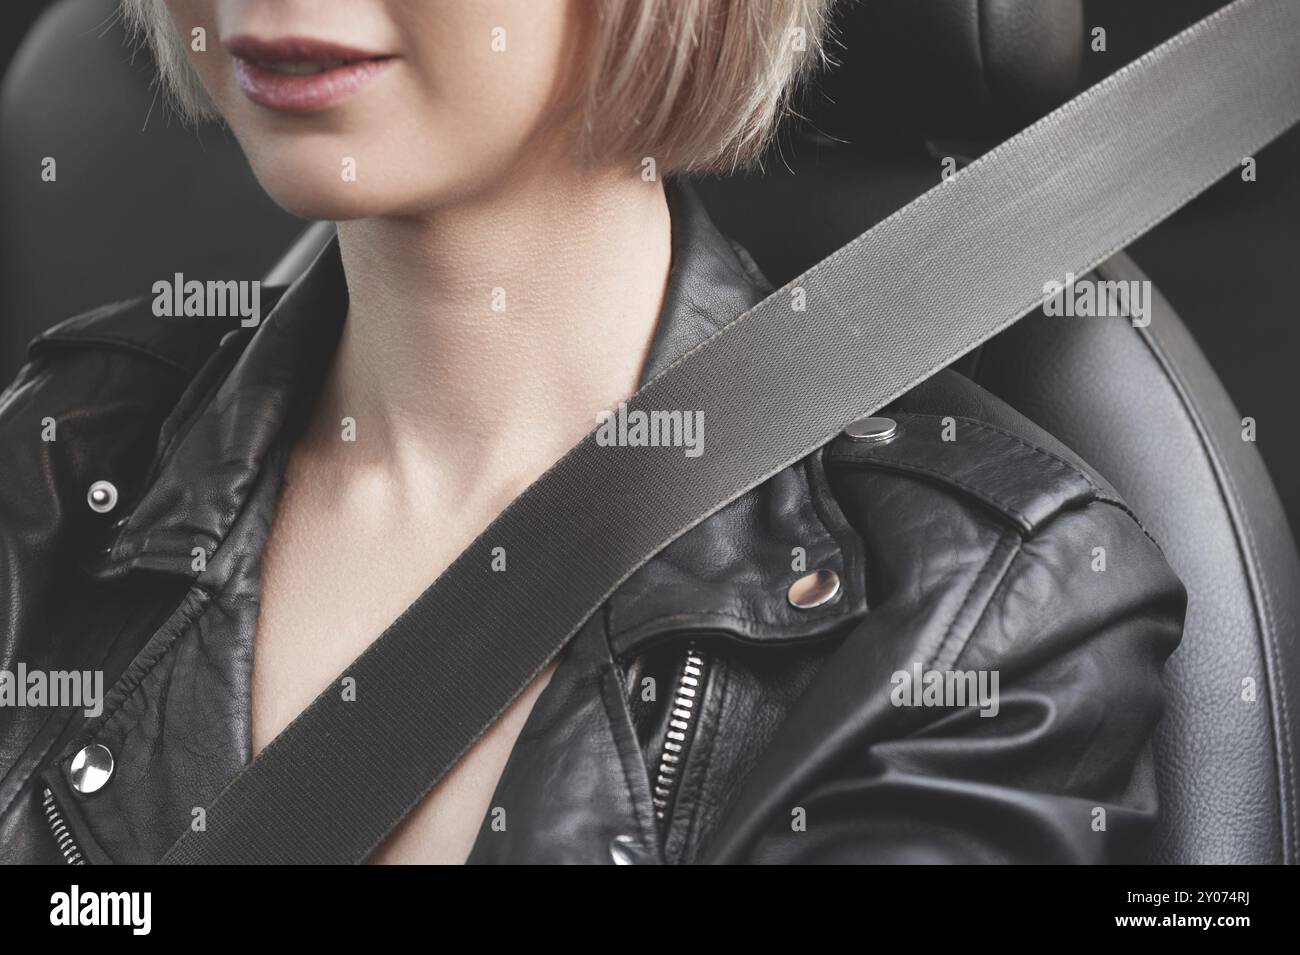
329, 169, 673, 473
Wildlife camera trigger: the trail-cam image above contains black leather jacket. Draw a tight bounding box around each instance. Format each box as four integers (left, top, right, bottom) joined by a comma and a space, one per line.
0, 183, 1185, 864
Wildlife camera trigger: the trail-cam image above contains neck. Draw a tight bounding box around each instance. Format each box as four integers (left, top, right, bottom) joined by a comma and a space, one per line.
320, 162, 671, 496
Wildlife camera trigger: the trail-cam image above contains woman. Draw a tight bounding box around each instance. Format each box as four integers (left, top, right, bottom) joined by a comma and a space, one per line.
0, 0, 1183, 864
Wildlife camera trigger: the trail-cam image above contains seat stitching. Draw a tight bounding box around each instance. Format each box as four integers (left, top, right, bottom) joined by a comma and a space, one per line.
1121, 262, 1296, 862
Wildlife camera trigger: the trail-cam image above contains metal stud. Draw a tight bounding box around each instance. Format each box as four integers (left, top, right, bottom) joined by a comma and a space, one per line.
70, 743, 114, 794
787, 568, 841, 610
843, 415, 898, 444
86, 480, 118, 514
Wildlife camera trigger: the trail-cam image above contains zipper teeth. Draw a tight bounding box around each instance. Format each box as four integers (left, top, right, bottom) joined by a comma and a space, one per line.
42, 788, 86, 866
652, 646, 707, 822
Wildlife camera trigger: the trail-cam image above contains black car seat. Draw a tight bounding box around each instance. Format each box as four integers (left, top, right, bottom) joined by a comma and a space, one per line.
2, 0, 1297, 864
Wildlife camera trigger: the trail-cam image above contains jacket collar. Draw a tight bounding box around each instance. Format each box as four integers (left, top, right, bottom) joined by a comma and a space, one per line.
102, 180, 864, 651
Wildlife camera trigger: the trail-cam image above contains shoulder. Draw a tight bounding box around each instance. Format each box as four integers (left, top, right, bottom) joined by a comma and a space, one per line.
0, 291, 283, 546
1, 287, 289, 438
823, 367, 1186, 670
826, 368, 1152, 541
16, 286, 288, 378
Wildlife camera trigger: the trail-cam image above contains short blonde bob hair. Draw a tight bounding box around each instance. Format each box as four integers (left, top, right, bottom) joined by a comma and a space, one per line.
121, 0, 833, 174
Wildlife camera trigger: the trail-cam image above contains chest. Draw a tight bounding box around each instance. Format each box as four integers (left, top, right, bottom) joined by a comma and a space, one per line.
250, 465, 554, 864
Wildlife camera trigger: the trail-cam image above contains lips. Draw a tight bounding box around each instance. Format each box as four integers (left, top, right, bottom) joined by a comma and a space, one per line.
227, 36, 395, 112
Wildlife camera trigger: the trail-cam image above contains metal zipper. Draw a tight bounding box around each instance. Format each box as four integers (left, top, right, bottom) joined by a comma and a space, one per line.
42, 787, 86, 865
651, 644, 708, 823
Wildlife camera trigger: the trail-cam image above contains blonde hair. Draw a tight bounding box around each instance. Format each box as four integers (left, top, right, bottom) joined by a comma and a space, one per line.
120, 0, 832, 174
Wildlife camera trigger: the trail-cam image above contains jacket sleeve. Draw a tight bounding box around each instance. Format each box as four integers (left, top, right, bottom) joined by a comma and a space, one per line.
737, 498, 1187, 864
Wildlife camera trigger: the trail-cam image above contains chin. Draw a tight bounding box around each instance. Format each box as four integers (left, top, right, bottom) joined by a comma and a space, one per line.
229, 126, 396, 220
256, 175, 395, 221
240, 140, 512, 221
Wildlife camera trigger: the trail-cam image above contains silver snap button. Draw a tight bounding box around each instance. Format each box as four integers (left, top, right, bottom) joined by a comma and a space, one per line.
787, 569, 841, 609
70, 743, 114, 794
86, 480, 118, 514
843, 415, 898, 444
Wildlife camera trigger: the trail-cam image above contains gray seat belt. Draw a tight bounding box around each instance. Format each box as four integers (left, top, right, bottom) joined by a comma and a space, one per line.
162, 0, 1300, 864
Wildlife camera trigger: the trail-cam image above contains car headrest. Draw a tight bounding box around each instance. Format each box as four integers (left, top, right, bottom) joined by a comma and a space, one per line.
811, 0, 1085, 144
